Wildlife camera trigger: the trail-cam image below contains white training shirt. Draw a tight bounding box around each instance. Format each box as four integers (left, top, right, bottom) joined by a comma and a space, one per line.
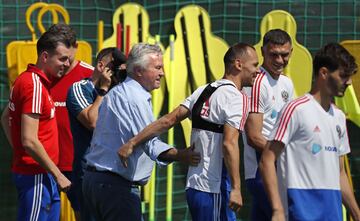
270, 93, 350, 221
242, 67, 294, 180
182, 79, 249, 193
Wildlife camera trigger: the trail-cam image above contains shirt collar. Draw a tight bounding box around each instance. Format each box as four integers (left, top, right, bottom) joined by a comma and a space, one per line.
123, 76, 152, 101
26, 64, 52, 86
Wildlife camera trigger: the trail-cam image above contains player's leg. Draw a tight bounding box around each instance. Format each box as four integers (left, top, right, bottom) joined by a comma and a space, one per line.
82, 169, 142, 221
220, 188, 237, 221
12, 173, 60, 221
220, 163, 237, 221
62, 171, 80, 220
246, 177, 272, 221
186, 188, 221, 221
45, 173, 61, 221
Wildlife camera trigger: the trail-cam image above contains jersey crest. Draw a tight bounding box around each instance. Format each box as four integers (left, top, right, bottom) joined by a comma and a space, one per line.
281, 90, 289, 102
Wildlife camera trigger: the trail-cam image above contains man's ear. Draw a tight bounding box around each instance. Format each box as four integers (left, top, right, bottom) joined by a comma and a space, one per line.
96, 60, 105, 71
134, 66, 142, 77
235, 59, 242, 71
319, 67, 329, 80
289, 47, 294, 57
39, 51, 49, 63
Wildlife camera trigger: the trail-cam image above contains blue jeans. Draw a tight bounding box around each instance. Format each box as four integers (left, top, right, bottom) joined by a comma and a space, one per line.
82, 169, 142, 221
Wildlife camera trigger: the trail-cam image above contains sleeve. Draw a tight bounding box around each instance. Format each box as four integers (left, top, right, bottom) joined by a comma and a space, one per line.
269, 102, 298, 146
222, 89, 244, 131
66, 81, 94, 118
21, 75, 44, 114
250, 81, 267, 114
181, 85, 206, 118
338, 114, 350, 156
128, 97, 172, 166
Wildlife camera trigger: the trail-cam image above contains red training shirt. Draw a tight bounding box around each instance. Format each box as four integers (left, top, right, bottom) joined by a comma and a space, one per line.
50, 61, 93, 171
9, 64, 58, 174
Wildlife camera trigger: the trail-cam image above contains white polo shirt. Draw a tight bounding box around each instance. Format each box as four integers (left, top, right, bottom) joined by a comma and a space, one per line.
271, 93, 349, 221
182, 79, 249, 193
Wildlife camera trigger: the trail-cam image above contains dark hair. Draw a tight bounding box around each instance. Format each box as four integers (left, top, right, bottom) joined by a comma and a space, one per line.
313, 43, 357, 77
263, 29, 292, 46
36, 23, 77, 55
95, 47, 116, 64
223, 42, 255, 67
96, 47, 127, 86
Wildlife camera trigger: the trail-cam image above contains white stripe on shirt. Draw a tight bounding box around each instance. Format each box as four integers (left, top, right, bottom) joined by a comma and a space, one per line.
73, 81, 90, 109
31, 73, 42, 113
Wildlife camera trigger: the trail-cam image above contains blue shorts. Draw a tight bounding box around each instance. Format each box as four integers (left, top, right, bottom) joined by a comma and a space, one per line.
12, 173, 60, 221
220, 163, 236, 221
246, 178, 272, 221
186, 188, 235, 221
220, 188, 237, 221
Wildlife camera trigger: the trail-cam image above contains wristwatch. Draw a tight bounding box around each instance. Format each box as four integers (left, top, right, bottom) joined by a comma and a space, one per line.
96, 88, 108, 96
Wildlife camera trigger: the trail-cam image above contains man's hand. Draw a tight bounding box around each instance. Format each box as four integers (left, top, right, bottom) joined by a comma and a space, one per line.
55, 173, 72, 192
228, 188, 243, 213
271, 208, 286, 221
118, 141, 135, 168
177, 144, 201, 166
99, 67, 112, 91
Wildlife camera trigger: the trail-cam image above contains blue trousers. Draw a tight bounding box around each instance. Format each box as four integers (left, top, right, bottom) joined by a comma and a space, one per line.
82, 169, 142, 221
12, 173, 60, 221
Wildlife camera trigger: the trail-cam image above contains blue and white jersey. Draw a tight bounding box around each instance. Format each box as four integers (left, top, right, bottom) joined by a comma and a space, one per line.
66, 78, 96, 174
270, 93, 350, 221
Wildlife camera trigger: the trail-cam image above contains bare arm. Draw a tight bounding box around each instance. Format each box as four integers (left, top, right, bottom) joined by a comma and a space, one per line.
245, 112, 267, 153
76, 68, 112, 130
222, 123, 242, 213
259, 140, 286, 221
1, 106, 12, 147
340, 155, 360, 221
118, 105, 191, 167
76, 95, 105, 130
21, 113, 71, 191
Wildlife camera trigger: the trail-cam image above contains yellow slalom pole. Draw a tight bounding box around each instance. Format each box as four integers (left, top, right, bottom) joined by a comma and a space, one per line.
149, 35, 162, 221
166, 34, 176, 221
344, 155, 354, 221
148, 166, 156, 221
97, 20, 104, 53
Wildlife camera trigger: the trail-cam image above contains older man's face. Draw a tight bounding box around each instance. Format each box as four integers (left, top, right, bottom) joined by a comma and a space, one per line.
140, 53, 164, 91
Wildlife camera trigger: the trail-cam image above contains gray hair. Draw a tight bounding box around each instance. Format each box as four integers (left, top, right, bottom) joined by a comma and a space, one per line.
126, 43, 162, 75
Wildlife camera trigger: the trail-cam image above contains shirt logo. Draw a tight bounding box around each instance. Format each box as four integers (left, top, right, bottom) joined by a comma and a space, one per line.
54, 101, 66, 107
311, 143, 322, 155
313, 125, 321, 133
336, 125, 343, 139
325, 146, 338, 152
200, 99, 210, 118
281, 91, 289, 102
270, 109, 278, 119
